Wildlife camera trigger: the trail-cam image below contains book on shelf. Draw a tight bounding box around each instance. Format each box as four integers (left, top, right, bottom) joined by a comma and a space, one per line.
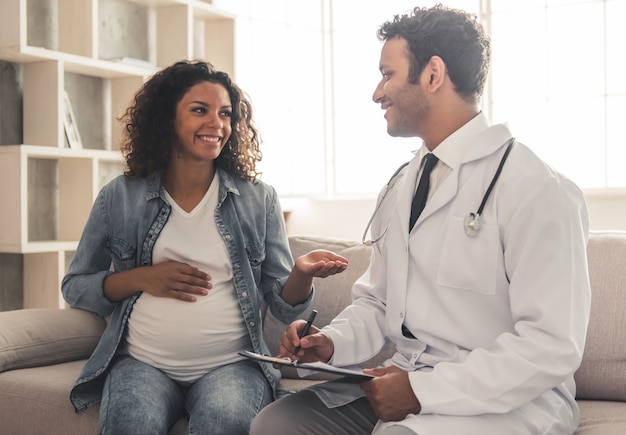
62, 91, 82, 150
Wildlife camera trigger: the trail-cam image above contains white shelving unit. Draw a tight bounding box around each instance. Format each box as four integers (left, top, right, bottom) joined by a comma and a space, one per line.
0, 0, 235, 308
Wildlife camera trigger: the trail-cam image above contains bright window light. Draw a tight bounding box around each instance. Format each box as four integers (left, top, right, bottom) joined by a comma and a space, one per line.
242, 0, 624, 196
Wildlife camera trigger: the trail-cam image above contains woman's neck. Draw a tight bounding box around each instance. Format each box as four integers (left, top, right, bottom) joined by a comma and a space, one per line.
162, 163, 216, 213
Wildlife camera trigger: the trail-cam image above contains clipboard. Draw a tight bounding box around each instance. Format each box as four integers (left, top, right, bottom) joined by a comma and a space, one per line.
239, 350, 374, 381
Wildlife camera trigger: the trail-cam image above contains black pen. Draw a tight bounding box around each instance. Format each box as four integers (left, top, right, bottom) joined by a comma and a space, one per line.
293, 309, 318, 355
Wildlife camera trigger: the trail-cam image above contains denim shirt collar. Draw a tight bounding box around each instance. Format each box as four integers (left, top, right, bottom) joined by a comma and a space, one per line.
145, 168, 241, 204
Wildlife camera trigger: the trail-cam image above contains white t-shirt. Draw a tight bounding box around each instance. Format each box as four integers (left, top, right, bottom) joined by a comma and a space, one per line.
126, 173, 250, 384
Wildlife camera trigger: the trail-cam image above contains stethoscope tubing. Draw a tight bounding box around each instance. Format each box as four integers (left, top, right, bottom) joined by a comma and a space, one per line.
464, 137, 515, 237
363, 137, 516, 244
361, 161, 409, 245
474, 137, 515, 218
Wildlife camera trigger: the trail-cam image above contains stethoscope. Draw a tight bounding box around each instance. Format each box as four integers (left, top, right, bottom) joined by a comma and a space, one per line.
362, 137, 515, 244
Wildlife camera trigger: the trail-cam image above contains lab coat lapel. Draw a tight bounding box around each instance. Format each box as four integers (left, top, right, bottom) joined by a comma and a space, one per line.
383, 154, 423, 335
396, 153, 424, 243
385, 189, 411, 338
410, 124, 514, 229
417, 170, 458, 224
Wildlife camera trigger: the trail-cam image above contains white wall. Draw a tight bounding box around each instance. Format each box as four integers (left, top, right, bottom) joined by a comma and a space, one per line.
283, 191, 626, 241
282, 197, 377, 241
584, 190, 626, 232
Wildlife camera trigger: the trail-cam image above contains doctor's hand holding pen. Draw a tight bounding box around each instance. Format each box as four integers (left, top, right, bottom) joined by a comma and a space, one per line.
276, 310, 336, 365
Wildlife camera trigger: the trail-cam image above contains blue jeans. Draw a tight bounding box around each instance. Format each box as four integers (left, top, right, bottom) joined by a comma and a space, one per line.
98, 355, 272, 435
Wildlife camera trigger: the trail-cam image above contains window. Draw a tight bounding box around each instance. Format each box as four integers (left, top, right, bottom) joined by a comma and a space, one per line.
330, 1, 480, 195
488, 0, 626, 188
239, 0, 624, 196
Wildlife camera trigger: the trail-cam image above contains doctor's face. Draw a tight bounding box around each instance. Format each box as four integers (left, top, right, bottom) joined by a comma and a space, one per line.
372, 37, 429, 138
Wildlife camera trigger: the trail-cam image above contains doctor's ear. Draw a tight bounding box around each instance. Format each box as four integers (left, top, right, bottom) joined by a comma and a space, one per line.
424, 56, 446, 91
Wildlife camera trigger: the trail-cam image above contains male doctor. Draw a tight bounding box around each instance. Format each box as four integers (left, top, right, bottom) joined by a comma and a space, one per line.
251, 4, 591, 435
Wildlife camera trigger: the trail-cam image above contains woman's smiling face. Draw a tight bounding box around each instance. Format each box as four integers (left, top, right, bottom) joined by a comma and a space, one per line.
173, 81, 233, 163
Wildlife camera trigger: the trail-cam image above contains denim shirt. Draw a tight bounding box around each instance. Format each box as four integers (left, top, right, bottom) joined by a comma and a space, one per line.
61, 169, 312, 412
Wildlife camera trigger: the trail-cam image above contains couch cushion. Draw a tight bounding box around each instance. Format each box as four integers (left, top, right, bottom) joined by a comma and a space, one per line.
263, 235, 394, 381
574, 231, 626, 401
0, 360, 100, 435
575, 400, 626, 434
0, 359, 189, 435
0, 308, 106, 373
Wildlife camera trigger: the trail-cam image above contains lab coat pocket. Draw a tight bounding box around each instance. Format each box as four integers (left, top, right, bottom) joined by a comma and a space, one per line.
436, 215, 499, 295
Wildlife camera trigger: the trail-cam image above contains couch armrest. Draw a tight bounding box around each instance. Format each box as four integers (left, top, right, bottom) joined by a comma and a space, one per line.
575, 231, 626, 401
0, 308, 105, 373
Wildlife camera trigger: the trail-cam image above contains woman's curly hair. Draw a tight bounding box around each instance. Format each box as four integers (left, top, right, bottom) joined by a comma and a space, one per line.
119, 60, 262, 182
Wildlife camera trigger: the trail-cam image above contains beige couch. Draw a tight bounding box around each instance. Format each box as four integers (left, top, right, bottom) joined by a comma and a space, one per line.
1, 232, 625, 434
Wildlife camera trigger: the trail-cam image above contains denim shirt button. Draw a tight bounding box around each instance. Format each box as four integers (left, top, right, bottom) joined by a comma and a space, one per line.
225, 234, 232, 240
249, 322, 255, 327
242, 291, 248, 298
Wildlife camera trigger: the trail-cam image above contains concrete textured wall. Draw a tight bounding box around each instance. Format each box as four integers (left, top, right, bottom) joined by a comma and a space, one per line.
27, 0, 58, 50
0, 254, 23, 311
0, 62, 23, 146
27, 158, 59, 242
99, 0, 150, 62
0, 62, 23, 307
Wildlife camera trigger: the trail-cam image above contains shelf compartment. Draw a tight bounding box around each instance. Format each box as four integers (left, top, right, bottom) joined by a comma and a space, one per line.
64, 72, 145, 152
0, 145, 123, 253
19, 60, 145, 151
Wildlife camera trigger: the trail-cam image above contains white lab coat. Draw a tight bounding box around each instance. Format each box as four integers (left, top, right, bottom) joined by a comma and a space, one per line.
321, 122, 591, 433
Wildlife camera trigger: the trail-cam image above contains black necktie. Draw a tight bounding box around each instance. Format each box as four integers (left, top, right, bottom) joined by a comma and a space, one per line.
409, 153, 438, 231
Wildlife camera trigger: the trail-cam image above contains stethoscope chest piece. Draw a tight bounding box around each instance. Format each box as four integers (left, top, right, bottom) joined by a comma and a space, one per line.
464, 212, 480, 237
363, 138, 515, 244
461, 137, 515, 239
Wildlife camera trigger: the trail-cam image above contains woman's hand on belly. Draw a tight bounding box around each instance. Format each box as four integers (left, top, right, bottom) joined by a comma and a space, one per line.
104, 260, 212, 302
